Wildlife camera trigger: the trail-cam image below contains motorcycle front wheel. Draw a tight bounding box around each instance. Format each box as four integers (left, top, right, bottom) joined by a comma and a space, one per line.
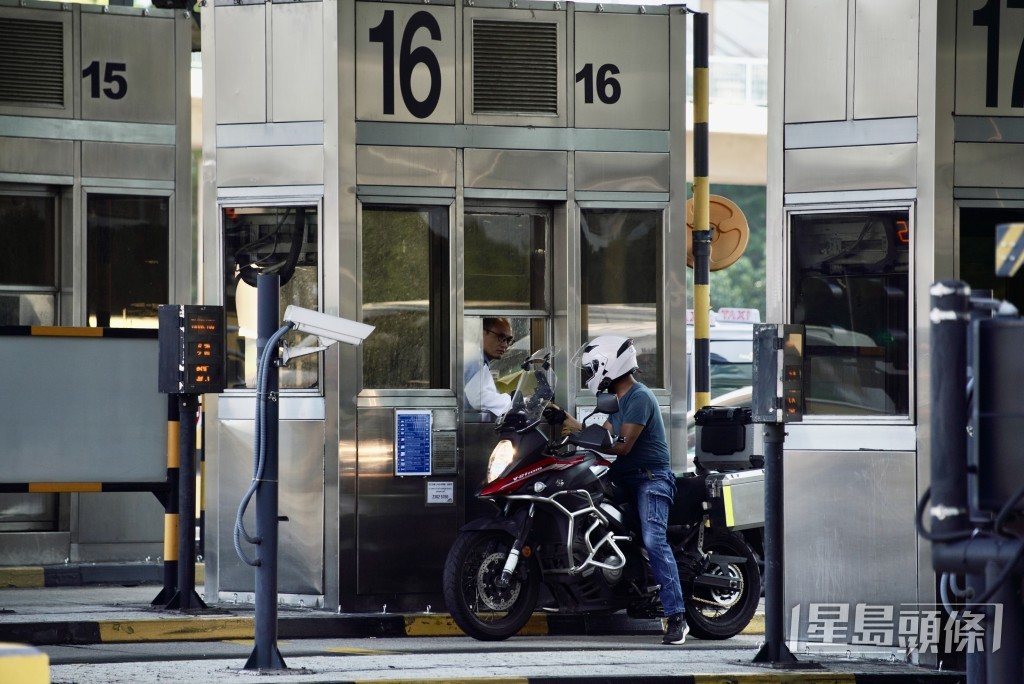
684, 531, 762, 640
443, 529, 540, 641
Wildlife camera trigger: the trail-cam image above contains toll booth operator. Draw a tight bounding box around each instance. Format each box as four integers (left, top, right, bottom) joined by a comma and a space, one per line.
464, 317, 514, 417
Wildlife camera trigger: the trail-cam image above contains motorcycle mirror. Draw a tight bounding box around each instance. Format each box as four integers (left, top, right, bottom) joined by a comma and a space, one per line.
595, 392, 619, 415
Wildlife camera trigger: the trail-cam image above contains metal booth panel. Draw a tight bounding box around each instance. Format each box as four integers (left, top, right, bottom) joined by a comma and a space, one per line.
214, 4, 267, 125
356, 145, 457, 187
783, 449, 918, 642
81, 142, 175, 181
0, 5, 73, 120
355, 406, 459, 599
0, 137, 73, 177
573, 11, 670, 131
575, 151, 670, 193
217, 146, 324, 187
354, 1, 457, 124
80, 12, 176, 125
216, 415, 325, 596
783, 0, 847, 124
954, 142, 1024, 188
853, 0, 918, 120
271, 1, 324, 123
784, 144, 917, 193
462, 6, 567, 128
464, 149, 567, 190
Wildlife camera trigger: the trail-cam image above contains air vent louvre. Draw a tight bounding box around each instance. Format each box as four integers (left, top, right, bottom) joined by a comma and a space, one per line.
473, 19, 558, 116
0, 17, 65, 108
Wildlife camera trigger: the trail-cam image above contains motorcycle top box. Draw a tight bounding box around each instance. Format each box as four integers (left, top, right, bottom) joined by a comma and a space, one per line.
443, 347, 761, 642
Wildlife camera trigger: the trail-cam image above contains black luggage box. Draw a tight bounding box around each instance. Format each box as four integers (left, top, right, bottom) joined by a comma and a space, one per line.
694, 406, 757, 472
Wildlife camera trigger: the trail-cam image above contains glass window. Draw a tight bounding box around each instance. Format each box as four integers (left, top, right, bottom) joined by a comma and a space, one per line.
222, 205, 319, 390
790, 210, 910, 416
580, 208, 664, 387
0, 192, 57, 325
362, 205, 449, 389
87, 194, 168, 328
465, 209, 548, 311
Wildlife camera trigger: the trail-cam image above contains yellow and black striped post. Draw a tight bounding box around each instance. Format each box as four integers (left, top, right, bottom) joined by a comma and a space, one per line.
692, 11, 712, 410
152, 395, 180, 606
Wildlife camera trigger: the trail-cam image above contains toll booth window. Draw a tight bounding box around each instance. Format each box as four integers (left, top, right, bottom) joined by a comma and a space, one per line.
789, 210, 910, 416
361, 205, 449, 389
580, 208, 664, 387
86, 194, 169, 328
0, 192, 57, 326
222, 205, 320, 390
464, 209, 548, 310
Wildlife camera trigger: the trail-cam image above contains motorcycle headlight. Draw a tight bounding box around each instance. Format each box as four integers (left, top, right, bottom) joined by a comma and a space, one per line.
485, 440, 515, 483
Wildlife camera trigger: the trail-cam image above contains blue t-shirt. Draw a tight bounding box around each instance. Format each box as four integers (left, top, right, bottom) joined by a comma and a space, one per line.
607, 382, 671, 474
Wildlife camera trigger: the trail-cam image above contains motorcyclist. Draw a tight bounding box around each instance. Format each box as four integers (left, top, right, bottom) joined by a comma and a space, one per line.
562, 335, 689, 645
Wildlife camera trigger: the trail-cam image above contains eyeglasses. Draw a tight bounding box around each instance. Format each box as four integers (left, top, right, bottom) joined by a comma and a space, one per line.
484, 329, 515, 345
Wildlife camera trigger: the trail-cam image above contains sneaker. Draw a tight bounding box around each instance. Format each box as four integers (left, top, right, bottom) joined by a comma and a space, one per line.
662, 613, 689, 645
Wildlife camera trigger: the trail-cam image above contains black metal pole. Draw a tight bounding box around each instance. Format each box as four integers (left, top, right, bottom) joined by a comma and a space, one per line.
929, 280, 971, 542
245, 274, 286, 671
177, 393, 204, 610
753, 422, 798, 664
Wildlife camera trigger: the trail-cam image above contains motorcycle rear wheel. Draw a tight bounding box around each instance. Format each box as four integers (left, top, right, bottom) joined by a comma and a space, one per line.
684, 531, 762, 640
443, 530, 540, 641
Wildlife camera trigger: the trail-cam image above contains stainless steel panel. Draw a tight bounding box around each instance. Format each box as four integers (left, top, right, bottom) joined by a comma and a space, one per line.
216, 419, 324, 595
0, 137, 73, 176
81, 142, 175, 181
573, 13, 669, 130
80, 13, 176, 124
0, 115, 175, 145
574, 151, 669, 193
954, 141, 1024, 188
217, 122, 325, 148
356, 145, 457, 187
784, 450, 918, 643
356, 407, 459, 597
355, 2, 456, 124
271, 2, 324, 123
75, 492, 162, 544
784, 0, 848, 123
355, 121, 669, 153
955, 115, 1024, 143
462, 7, 566, 128
785, 118, 917, 150
853, 0, 918, 120
784, 424, 916, 451
785, 189, 917, 205
784, 144, 917, 193
464, 149, 567, 190
215, 4, 267, 125
217, 146, 324, 187
955, 0, 1024, 116
218, 395, 326, 420
0, 5, 72, 120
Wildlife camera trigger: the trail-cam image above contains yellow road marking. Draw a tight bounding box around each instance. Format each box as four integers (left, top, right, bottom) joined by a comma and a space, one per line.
0, 568, 44, 588
404, 613, 548, 637
324, 646, 397, 655
0, 643, 49, 684
99, 617, 254, 642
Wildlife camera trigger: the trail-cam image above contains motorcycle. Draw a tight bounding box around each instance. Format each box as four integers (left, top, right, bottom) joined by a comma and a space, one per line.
443, 347, 762, 641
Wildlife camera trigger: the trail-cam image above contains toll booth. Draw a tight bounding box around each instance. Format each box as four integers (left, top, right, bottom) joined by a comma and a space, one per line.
768, 0, 1024, 657
201, 0, 688, 610
0, 1, 193, 562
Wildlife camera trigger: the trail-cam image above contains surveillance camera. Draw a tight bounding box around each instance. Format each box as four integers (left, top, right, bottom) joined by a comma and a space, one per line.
283, 306, 374, 347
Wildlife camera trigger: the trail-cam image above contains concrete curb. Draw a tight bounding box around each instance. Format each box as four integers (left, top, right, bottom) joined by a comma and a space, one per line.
0, 563, 203, 588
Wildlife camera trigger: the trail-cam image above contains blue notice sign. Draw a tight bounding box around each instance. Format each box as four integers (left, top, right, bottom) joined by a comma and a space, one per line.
395, 409, 432, 476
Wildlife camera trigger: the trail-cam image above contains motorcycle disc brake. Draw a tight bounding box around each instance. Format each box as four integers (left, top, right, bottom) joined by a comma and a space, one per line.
476, 551, 522, 611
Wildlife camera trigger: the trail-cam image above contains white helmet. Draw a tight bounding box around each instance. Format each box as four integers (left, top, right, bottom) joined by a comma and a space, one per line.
571, 335, 638, 395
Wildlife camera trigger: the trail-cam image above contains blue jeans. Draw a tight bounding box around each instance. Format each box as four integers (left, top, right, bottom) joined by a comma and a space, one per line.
615, 467, 686, 617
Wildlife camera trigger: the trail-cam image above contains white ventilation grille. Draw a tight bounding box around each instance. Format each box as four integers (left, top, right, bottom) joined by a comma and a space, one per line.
0, 17, 65, 108
472, 19, 558, 116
